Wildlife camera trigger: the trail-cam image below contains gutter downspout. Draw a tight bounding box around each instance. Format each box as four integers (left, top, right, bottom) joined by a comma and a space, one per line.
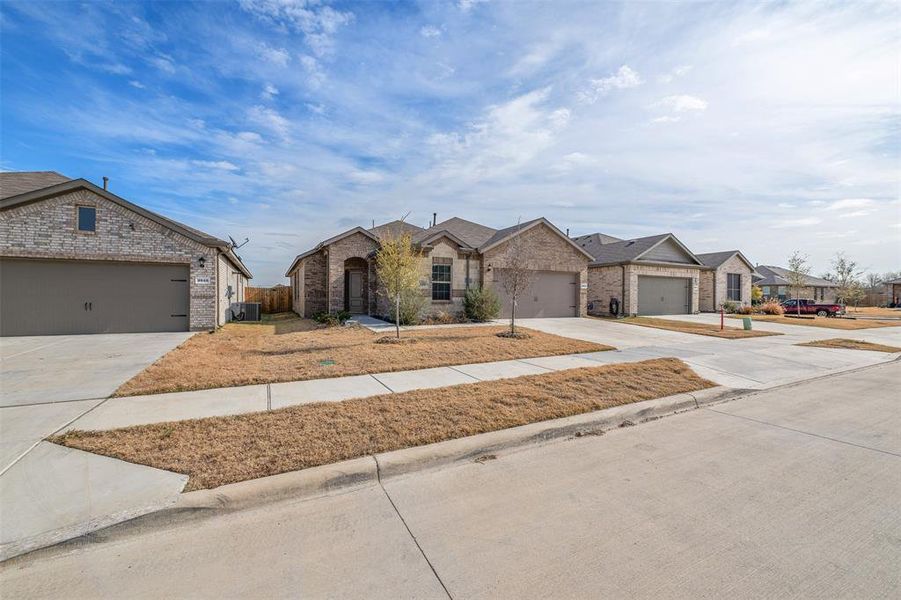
621, 264, 627, 317
465, 253, 471, 291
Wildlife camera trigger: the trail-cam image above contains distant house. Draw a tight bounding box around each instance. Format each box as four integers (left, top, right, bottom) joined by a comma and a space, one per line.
573, 233, 755, 315
285, 216, 593, 320
0, 171, 251, 336
753, 265, 837, 303
886, 277, 901, 306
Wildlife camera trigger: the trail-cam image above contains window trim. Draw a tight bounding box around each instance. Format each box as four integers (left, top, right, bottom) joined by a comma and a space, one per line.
726, 273, 741, 302
431, 258, 452, 301
76, 205, 97, 234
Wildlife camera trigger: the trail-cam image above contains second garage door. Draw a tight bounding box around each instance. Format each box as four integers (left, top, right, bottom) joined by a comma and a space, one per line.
495, 270, 578, 318
637, 276, 691, 315
0, 259, 190, 336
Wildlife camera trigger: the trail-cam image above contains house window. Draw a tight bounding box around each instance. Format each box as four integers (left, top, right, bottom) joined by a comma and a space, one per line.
77, 206, 96, 232
432, 258, 452, 301
726, 273, 741, 301
762, 286, 770, 297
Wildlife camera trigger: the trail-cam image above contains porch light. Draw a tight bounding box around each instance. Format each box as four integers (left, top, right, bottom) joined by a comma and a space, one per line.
198, 256, 206, 268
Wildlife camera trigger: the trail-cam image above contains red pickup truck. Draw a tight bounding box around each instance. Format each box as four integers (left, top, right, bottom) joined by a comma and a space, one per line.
780, 299, 845, 317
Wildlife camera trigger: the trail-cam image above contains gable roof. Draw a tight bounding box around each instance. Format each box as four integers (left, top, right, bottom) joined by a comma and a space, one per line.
285, 226, 380, 276
585, 233, 704, 267
696, 250, 755, 271
572, 232, 624, 258
369, 219, 423, 240
0, 175, 252, 278
478, 217, 595, 260
754, 265, 838, 287
412, 217, 498, 248
0, 171, 71, 199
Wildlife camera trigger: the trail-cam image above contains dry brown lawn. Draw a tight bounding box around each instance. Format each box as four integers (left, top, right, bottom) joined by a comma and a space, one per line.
733, 314, 901, 330
844, 306, 901, 319
57, 358, 713, 491
115, 316, 610, 396
615, 316, 780, 339
797, 338, 901, 353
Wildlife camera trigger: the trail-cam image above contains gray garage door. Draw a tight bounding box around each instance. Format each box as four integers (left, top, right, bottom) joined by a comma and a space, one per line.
637, 276, 691, 315
496, 270, 578, 318
0, 259, 189, 336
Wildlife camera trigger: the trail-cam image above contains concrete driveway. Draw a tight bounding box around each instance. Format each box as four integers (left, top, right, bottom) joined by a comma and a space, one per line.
1, 332, 194, 407
4, 362, 897, 598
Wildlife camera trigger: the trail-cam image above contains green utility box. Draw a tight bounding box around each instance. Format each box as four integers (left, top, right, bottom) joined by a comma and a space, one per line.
742, 317, 753, 331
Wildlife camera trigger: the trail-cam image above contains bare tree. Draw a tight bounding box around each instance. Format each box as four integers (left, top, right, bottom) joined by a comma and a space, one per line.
865, 273, 883, 290
829, 252, 862, 307
498, 222, 536, 335
375, 233, 421, 339
786, 250, 811, 316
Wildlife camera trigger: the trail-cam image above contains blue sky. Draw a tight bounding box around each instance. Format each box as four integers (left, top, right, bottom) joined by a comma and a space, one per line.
2, 0, 899, 284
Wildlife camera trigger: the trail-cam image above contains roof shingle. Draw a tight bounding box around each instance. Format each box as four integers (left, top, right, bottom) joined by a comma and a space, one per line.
0, 171, 71, 199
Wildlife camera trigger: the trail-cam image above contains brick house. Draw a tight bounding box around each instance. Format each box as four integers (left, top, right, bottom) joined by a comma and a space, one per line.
573, 233, 755, 316
753, 265, 838, 303
285, 216, 593, 320
0, 172, 251, 336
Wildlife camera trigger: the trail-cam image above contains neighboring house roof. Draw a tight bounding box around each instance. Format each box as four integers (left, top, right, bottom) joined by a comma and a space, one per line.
583, 233, 704, 267
885, 277, 901, 285
695, 250, 756, 271
412, 217, 498, 248
754, 265, 838, 287
0, 174, 252, 278
572, 232, 624, 258
0, 171, 71, 199
369, 219, 423, 239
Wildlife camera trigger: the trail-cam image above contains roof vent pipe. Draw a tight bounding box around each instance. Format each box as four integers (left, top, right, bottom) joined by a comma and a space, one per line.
566, 228, 570, 237
102, 176, 109, 190
432, 212, 437, 227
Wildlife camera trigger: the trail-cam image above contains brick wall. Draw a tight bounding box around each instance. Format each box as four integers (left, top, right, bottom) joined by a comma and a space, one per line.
0, 189, 218, 330
325, 233, 379, 314
699, 270, 715, 312
481, 223, 590, 316
624, 263, 700, 315
299, 250, 328, 317
587, 265, 624, 315
216, 254, 248, 325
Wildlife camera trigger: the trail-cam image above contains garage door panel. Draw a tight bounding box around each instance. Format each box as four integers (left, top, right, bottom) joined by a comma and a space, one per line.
637, 276, 690, 315
0, 259, 189, 336
496, 270, 578, 318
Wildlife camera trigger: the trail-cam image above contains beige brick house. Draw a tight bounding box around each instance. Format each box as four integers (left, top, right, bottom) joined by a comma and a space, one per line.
753, 265, 838, 303
574, 232, 755, 316
0, 172, 251, 336
285, 216, 593, 320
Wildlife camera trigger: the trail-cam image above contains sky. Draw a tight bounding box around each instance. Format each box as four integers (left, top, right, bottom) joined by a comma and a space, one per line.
1, 0, 899, 285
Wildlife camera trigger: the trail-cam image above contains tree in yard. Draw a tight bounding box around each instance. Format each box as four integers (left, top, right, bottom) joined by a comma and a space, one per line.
375, 233, 421, 338
786, 250, 811, 316
829, 252, 863, 307
751, 284, 763, 304
498, 222, 536, 336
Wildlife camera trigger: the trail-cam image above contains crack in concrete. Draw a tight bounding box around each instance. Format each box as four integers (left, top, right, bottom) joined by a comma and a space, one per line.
373, 455, 453, 600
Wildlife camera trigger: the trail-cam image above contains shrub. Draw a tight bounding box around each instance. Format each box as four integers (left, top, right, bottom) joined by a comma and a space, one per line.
463, 287, 501, 322
759, 301, 784, 315
388, 288, 427, 325
721, 300, 739, 314
422, 310, 462, 325
736, 305, 754, 315
312, 311, 352, 326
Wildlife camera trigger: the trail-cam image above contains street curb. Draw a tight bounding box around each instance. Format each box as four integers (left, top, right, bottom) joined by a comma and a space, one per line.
3, 384, 744, 564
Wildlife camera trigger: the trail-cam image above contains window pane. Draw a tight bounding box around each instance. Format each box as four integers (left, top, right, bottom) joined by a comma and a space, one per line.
77, 206, 96, 232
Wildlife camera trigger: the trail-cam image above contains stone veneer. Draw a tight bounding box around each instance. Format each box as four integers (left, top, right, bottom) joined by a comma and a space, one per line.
0, 189, 220, 330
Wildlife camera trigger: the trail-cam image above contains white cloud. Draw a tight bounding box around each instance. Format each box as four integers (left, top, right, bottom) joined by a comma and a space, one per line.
261, 83, 279, 100
240, 0, 353, 57
257, 43, 291, 66
191, 160, 240, 171
825, 198, 874, 211
656, 95, 708, 113
420, 25, 441, 38
771, 217, 822, 228
248, 105, 291, 140
150, 54, 176, 74
348, 170, 385, 184
548, 108, 571, 130
658, 65, 692, 83
128, 80, 145, 89
579, 65, 642, 104
458, 0, 488, 13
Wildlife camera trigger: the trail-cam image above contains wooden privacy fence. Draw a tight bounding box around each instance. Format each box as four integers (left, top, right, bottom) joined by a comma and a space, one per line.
245, 286, 292, 314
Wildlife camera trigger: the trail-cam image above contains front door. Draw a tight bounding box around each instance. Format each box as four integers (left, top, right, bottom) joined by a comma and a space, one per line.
348, 270, 364, 314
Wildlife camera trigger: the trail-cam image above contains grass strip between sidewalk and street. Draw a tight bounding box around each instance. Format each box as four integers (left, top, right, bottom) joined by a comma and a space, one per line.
115, 317, 610, 397
56, 358, 713, 491
797, 339, 901, 353
607, 316, 780, 339
731, 314, 901, 330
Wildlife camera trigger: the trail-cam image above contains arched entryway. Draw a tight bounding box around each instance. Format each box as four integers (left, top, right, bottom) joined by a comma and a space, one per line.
343, 257, 369, 314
